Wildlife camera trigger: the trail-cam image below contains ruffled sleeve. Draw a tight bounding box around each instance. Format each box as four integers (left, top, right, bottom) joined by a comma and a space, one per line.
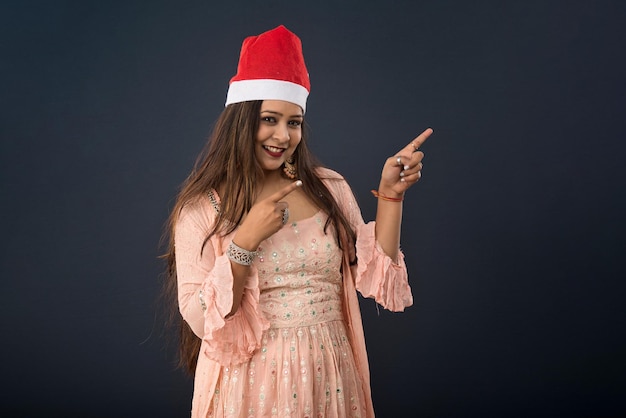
318, 167, 413, 312
354, 222, 413, 311
174, 196, 269, 366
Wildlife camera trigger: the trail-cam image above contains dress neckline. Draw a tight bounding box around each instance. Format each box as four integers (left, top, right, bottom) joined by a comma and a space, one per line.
208, 189, 324, 224
284, 209, 324, 226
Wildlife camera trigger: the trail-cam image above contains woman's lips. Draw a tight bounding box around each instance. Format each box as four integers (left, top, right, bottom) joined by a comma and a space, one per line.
263, 145, 285, 158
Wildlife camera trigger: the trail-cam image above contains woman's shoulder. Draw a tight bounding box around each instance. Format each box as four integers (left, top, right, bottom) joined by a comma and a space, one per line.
314, 166, 346, 182
314, 166, 354, 197
181, 192, 216, 211
178, 192, 219, 227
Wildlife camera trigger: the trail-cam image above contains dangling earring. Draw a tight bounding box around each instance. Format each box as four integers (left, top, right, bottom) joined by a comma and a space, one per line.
283, 155, 297, 179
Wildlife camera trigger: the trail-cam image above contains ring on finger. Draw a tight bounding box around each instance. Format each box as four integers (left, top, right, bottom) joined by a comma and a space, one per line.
396, 156, 402, 166
281, 208, 290, 225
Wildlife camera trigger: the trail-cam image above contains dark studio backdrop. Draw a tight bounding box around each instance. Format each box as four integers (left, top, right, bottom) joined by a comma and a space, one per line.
1, 1, 625, 417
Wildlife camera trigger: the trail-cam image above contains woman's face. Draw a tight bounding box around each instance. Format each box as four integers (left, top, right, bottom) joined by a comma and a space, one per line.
255, 100, 303, 174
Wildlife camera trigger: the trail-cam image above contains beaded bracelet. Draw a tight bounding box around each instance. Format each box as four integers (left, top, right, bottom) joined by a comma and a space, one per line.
227, 241, 257, 266
371, 189, 404, 202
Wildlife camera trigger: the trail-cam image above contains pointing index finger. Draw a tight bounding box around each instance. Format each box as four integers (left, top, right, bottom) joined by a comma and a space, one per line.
405, 127, 433, 153
269, 180, 303, 202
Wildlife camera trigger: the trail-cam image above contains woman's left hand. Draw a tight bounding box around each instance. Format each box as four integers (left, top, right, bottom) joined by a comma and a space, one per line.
379, 128, 433, 197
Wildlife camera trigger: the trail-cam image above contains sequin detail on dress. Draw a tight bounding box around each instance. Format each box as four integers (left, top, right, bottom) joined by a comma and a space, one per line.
208, 212, 366, 417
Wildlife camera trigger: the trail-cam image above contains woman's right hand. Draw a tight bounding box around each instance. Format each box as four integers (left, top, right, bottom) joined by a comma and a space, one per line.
232, 180, 303, 251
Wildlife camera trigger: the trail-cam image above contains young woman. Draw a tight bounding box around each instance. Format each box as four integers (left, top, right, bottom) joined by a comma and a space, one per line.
164, 25, 432, 417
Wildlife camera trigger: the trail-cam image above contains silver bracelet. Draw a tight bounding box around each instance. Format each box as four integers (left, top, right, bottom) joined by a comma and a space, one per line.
227, 241, 257, 266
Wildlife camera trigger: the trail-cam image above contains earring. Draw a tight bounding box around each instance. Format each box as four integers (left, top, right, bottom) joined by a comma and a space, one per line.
283, 156, 297, 179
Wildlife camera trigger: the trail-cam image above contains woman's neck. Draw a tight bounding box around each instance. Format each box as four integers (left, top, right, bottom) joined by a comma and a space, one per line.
257, 169, 290, 197
260, 169, 285, 185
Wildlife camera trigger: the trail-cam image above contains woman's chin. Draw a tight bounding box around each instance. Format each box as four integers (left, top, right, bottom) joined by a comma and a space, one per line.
261, 166, 284, 177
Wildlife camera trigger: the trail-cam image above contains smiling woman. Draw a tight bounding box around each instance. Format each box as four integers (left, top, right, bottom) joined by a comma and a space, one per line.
255, 101, 303, 175
162, 25, 431, 418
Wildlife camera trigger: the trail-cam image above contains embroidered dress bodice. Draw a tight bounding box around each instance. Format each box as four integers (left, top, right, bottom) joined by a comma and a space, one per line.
256, 212, 344, 329
208, 211, 366, 417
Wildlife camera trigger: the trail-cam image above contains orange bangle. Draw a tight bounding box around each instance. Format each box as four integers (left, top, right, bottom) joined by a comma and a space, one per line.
371, 189, 403, 202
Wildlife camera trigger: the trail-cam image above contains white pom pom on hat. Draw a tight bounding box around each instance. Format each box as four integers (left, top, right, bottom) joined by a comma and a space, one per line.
225, 25, 311, 112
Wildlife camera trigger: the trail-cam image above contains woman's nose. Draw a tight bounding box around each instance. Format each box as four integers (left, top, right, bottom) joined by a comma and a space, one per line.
274, 123, 290, 142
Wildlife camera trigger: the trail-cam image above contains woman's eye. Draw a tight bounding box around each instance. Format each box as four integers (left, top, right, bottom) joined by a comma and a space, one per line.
262, 117, 275, 123
289, 120, 302, 127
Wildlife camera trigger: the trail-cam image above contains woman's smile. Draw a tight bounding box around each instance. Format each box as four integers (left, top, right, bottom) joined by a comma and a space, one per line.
262, 145, 287, 158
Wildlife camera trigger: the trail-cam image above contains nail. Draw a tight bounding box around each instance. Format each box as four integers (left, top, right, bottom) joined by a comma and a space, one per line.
404, 165, 410, 170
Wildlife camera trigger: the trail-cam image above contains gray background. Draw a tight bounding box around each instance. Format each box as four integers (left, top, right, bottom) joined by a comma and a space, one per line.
2, 0, 625, 417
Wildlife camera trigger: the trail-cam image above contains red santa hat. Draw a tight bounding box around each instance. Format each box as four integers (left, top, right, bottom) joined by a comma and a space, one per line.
225, 25, 311, 112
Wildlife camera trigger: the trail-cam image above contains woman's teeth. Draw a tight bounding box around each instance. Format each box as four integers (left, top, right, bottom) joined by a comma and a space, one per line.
264, 146, 284, 153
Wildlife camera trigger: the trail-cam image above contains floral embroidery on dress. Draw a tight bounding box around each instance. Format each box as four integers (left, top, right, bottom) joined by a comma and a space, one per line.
207, 212, 365, 417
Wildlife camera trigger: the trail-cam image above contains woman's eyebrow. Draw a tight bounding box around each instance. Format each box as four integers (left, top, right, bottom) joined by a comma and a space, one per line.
260, 110, 303, 118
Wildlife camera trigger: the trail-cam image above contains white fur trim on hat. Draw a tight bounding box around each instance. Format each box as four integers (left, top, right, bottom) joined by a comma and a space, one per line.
225, 79, 309, 112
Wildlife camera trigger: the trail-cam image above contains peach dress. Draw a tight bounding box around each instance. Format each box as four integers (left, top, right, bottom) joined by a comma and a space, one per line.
175, 168, 413, 418
208, 211, 365, 417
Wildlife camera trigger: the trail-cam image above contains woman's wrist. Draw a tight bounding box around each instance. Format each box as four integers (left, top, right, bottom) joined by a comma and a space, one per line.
227, 240, 257, 266
231, 232, 259, 253
231, 223, 261, 252
371, 189, 404, 202
376, 184, 405, 200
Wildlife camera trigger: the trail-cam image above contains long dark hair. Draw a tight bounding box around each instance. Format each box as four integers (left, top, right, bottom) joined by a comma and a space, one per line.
162, 100, 356, 374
